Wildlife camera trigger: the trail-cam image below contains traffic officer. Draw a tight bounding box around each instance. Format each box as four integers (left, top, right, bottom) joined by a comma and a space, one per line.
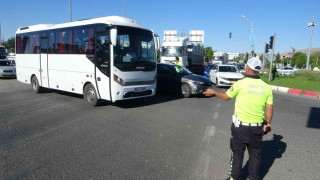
203, 57, 273, 180
174, 56, 184, 67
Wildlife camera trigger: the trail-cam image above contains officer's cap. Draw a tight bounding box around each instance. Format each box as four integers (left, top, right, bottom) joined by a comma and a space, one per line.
247, 57, 262, 72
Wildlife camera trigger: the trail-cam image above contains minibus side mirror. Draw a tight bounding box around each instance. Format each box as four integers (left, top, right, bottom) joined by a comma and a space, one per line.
110, 28, 117, 46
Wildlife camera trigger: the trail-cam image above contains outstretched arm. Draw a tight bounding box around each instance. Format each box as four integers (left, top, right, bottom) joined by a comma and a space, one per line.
203, 89, 231, 101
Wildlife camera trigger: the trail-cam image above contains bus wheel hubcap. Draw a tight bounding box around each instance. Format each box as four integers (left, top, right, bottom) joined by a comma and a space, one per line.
87, 89, 95, 101
33, 80, 37, 90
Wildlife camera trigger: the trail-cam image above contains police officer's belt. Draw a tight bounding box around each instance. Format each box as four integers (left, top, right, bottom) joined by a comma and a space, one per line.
239, 122, 263, 127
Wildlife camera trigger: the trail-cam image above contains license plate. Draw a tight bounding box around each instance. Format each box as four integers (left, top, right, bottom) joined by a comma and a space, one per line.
134, 87, 146, 92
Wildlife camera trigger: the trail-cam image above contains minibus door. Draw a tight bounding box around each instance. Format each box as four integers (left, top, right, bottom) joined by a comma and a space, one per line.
94, 33, 111, 101
40, 37, 49, 88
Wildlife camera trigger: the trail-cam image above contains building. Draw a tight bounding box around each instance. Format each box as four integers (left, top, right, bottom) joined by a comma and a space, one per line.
213, 52, 224, 60
281, 47, 320, 59
223, 52, 240, 63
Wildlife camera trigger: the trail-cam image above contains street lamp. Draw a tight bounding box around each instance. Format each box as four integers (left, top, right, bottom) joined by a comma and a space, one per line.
241, 15, 254, 58
306, 14, 318, 70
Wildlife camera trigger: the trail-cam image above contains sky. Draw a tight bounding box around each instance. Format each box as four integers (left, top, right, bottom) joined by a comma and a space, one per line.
0, 0, 319, 54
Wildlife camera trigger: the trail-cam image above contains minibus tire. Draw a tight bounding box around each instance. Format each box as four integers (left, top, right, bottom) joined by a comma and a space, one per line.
31, 76, 42, 93
84, 84, 99, 107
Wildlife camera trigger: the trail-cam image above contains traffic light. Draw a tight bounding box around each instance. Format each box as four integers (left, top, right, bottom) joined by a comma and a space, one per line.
269, 36, 274, 49
265, 44, 269, 53
229, 32, 232, 39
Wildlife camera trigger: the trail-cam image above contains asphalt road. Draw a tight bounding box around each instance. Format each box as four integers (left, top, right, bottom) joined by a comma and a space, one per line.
1, 78, 320, 180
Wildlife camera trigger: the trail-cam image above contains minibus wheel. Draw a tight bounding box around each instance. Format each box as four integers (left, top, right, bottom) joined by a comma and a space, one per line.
31, 76, 42, 93
84, 84, 99, 107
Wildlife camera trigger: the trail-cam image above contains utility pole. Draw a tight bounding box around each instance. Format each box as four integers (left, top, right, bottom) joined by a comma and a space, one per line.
268, 34, 276, 82
123, 0, 125, 17
69, 0, 72, 22
306, 14, 318, 70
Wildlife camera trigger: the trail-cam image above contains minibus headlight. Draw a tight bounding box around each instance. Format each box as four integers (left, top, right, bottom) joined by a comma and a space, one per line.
113, 74, 124, 85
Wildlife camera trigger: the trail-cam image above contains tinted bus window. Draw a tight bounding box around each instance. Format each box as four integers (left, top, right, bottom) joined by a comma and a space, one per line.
30, 34, 40, 54
48, 31, 56, 53
16, 35, 30, 54
74, 27, 94, 54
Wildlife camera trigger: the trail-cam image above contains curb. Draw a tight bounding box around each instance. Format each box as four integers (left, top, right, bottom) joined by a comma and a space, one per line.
289, 88, 302, 95
272, 85, 320, 99
303, 90, 319, 98
277, 86, 289, 93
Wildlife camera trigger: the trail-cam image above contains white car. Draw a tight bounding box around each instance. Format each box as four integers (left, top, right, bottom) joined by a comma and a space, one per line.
209, 64, 244, 87
0, 60, 16, 78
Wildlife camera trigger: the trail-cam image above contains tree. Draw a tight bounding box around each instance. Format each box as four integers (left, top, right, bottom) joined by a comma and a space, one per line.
204, 47, 214, 62
310, 51, 320, 68
251, 50, 255, 57
244, 53, 249, 62
274, 53, 281, 67
2, 37, 15, 53
291, 52, 307, 68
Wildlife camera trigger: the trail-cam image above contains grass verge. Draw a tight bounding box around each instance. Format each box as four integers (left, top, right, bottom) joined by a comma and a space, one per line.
260, 70, 320, 92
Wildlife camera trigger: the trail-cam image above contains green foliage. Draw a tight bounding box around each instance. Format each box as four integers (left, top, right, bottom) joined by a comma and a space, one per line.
251, 50, 255, 57
204, 47, 214, 62
244, 53, 248, 62
2, 37, 15, 53
275, 53, 281, 63
291, 52, 307, 67
294, 70, 320, 81
310, 51, 320, 68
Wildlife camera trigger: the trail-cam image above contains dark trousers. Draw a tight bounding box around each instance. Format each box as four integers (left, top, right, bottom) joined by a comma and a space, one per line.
230, 123, 263, 180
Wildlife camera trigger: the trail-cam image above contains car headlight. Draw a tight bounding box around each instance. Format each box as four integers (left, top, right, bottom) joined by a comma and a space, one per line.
193, 81, 204, 85
219, 76, 227, 79
113, 74, 125, 85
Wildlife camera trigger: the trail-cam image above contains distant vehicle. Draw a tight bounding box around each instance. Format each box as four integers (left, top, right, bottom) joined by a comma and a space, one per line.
210, 64, 244, 87
0, 46, 8, 61
237, 63, 245, 70
160, 32, 205, 75
161, 37, 188, 66
0, 60, 16, 78
204, 64, 217, 78
277, 67, 297, 75
157, 63, 212, 98
15, 16, 160, 106
7, 53, 16, 65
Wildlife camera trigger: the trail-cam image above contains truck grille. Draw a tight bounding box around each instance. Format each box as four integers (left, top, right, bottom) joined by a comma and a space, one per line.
3, 70, 13, 73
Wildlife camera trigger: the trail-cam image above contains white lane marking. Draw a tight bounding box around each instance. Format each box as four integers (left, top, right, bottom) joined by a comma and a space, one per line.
212, 112, 219, 120
215, 103, 221, 108
203, 126, 216, 144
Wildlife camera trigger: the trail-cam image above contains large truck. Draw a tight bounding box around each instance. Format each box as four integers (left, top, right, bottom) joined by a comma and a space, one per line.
186, 42, 205, 75
160, 30, 204, 75
160, 36, 188, 66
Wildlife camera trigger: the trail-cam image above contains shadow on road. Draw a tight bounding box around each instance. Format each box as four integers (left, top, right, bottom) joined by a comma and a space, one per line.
306, 107, 320, 129
241, 134, 287, 180
113, 92, 182, 109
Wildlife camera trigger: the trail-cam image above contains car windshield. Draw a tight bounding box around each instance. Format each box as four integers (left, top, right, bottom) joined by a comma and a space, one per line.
162, 47, 182, 57
173, 65, 192, 75
0, 61, 11, 66
114, 26, 156, 72
219, 66, 238, 72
